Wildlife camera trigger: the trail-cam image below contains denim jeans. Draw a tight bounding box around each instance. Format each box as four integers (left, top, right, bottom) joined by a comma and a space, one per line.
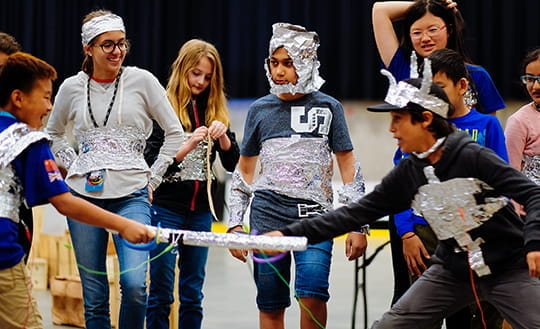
146, 205, 212, 329
253, 240, 333, 311
67, 188, 150, 329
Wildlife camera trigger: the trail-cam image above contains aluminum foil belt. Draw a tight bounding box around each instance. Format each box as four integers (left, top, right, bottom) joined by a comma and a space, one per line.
523, 155, 540, 185
256, 136, 333, 210
0, 123, 49, 223
163, 133, 213, 183
265, 22, 325, 95
412, 166, 508, 277
68, 126, 148, 176
149, 225, 307, 251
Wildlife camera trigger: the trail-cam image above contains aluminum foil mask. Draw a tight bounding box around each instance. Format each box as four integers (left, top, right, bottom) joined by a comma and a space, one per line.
265, 22, 325, 95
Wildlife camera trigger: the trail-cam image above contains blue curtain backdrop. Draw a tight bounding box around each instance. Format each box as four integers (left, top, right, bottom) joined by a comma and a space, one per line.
0, 0, 538, 101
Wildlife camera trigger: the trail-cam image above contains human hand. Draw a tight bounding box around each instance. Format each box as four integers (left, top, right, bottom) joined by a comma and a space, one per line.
445, 0, 458, 12
148, 185, 153, 203
511, 200, 526, 216
402, 233, 430, 277
119, 221, 155, 244
526, 251, 540, 277
208, 120, 227, 140
227, 226, 249, 262
345, 232, 367, 261
188, 126, 209, 147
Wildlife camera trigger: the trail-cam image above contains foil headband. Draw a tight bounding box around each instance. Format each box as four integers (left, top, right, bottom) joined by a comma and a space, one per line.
381, 52, 449, 118
81, 13, 125, 45
265, 22, 325, 95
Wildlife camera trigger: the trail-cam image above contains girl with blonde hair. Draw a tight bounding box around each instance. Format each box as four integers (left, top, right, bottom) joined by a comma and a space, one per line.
145, 39, 239, 329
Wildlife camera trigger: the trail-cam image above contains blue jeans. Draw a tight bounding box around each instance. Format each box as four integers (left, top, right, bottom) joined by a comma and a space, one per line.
67, 188, 150, 329
254, 240, 333, 311
146, 205, 212, 329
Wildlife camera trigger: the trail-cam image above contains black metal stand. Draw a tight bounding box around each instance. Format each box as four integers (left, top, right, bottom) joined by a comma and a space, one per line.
351, 236, 390, 329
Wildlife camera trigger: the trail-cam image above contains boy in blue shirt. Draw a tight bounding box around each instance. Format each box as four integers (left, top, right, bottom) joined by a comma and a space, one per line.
0, 52, 154, 329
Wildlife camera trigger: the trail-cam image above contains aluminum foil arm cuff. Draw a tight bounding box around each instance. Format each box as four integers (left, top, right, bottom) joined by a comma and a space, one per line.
337, 161, 366, 205
149, 155, 174, 190
228, 167, 253, 229
54, 147, 77, 169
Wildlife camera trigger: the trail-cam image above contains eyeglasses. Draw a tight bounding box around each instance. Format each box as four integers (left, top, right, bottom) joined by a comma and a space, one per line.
410, 25, 447, 40
520, 75, 540, 86
92, 40, 130, 54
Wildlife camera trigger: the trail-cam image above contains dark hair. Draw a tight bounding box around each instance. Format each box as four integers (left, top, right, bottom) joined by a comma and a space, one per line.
403, 78, 455, 138
0, 52, 57, 107
429, 48, 470, 84
0, 32, 21, 55
402, 0, 469, 65
522, 48, 540, 74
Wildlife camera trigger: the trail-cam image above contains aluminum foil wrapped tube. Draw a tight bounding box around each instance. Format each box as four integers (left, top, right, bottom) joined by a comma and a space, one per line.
149, 226, 307, 251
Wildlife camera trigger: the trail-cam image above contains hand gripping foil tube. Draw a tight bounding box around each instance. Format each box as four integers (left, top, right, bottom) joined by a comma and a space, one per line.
123, 225, 308, 252
227, 167, 253, 229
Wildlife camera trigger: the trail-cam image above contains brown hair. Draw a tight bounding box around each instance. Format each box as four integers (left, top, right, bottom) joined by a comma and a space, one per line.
0, 52, 57, 107
0, 32, 21, 55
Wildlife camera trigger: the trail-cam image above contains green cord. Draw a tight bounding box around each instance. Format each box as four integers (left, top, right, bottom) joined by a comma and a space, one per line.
258, 252, 327, 329
64, 243, 175, 276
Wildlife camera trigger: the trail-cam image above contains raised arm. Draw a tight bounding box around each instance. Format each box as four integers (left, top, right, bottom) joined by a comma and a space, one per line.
372, 1, 413, 67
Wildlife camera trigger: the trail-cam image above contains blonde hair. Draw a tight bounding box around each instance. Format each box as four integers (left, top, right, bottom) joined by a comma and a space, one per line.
166, 39, 229, 132
81, 9, 113, 75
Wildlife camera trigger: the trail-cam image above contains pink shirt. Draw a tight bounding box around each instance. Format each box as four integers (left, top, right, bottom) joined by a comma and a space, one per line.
505, 102, 540, 170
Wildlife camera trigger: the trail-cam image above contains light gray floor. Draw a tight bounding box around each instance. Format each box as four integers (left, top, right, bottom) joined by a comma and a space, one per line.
37, 232, 393, 329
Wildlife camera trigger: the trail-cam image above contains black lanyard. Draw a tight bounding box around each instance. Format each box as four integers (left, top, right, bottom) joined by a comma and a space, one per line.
87, 69, 122, 128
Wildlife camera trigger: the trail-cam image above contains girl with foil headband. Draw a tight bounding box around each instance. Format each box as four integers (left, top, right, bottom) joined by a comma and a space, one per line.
267, 68, 540, 329
372, 0, 506, 315
45, 10, 183, 329
505, 48, 540, 213
144, 39, 239, 329
227, 22, 367, 329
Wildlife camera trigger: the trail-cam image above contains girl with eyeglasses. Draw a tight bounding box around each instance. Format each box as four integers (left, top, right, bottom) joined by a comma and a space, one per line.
505, 48, 540, 199
45, 10, 184, 329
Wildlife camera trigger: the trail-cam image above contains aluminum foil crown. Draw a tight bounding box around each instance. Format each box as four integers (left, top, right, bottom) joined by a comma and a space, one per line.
265, 22, 325, 95
381, 52, 449, 118
81, 13, 125, 46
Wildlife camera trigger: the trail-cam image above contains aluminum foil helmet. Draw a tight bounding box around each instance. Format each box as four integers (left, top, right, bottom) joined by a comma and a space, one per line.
265, 22, 325, 95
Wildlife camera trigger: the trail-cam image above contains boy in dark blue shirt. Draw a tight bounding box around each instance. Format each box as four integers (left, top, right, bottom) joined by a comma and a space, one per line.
0, 52, 154, 329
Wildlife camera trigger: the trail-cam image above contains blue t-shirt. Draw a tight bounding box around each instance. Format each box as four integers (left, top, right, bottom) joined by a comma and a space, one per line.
241, 91, 353, 156
394, 109, 509, 236
0, 115, 69, 269
387, 47, 506, 114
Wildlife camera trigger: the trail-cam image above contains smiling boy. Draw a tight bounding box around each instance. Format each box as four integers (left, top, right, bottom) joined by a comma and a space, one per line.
0, 52, 153, 329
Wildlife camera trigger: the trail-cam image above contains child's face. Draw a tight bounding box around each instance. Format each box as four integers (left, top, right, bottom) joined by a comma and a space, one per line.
16, 78, 53, 129
524, 59, 540, 105
432, 71, 467, 116
188, 56, 213, 96
268, 47, 298, 86
389, 110, 432, 154
85, 30, 127, 78
410, 12, 449, 58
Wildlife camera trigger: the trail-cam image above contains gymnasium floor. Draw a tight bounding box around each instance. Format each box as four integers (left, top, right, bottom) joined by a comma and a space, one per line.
37, 227, 393, 329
